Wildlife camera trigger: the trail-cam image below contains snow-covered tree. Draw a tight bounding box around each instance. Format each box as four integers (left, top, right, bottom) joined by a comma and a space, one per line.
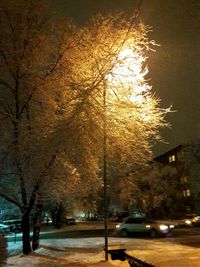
65, 14, 170, 173
118, 163, 181, 218
0, 0, 99, 254
0, 0, 170, 254
67, 14, 171, 219
0, 0, 62, 253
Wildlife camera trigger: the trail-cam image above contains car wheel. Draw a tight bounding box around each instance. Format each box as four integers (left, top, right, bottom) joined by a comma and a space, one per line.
121, 229, 129, 237
150, 229, 158, 238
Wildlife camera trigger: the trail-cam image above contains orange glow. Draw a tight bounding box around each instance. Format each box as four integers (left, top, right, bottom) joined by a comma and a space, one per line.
107, 45, 149, 104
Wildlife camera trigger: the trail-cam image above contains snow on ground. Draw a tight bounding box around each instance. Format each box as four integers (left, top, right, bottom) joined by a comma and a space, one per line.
6, 237, 200, 267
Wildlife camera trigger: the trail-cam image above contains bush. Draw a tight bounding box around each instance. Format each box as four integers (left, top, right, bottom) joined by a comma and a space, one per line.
0, 234, 7, 266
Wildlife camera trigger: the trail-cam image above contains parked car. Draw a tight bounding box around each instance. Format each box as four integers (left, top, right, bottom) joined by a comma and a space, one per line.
109, 212, 130, 222
192, 215, 200, 226
41, 214, 53, 224
2, 219, 22, 233
115, 217, 174, 237
63, 217, 76, 225
176, 214, 200, 227
0, 223, 10, 234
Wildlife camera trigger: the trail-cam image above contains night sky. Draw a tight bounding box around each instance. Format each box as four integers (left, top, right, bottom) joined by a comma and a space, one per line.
49, 0, 200, 157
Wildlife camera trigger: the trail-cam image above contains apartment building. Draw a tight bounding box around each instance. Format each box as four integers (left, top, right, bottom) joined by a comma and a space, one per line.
154, 144, 200, 214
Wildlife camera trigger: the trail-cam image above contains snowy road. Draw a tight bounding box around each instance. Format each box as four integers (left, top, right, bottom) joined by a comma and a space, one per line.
5, 222, 200, 266
7, 222, 200, 249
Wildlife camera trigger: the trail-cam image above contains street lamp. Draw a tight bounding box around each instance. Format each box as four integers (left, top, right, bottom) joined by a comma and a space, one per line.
103, 43, 147, 261
103, 81, 108, 261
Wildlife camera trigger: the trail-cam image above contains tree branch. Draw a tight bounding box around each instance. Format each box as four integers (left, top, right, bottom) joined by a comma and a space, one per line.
0, 79, 15, 94
0, 191, 22, 212
0, 50, 16, 80
18, 87, 37, 118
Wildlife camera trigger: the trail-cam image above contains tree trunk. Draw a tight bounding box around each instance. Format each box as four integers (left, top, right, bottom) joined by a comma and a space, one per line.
0, 234, 7, 266
32, 201, 43, 251
54, 202, 64, 229
22, 213, 31, 255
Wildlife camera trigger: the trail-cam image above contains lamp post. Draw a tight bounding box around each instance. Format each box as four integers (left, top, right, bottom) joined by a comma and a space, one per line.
102, 36, 145, 261
103, 82, 108, 261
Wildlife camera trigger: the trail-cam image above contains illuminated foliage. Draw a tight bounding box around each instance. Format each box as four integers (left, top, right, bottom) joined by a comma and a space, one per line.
63, 14, 170, 176
0, 0, 170, 254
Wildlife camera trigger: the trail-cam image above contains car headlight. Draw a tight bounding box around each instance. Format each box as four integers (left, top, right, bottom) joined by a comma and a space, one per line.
116, 224, 120, 229
192, 218, 198, 222
159, 225, 168, 231
169, 224, 175, 229
185, 220, 192, 225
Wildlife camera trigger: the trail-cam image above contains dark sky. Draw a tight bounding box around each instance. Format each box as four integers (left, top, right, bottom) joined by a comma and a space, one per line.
49, 0, 200, 157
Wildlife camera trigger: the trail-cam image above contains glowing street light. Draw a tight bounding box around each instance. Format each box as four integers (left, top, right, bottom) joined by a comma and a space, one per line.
103, 43, 148, 261
107, 46, 149, 104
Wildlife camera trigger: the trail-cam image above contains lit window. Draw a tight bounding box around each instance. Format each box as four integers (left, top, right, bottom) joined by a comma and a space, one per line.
181, 176, 188, 183
183, 189, 191, 197
186, 189, 191, 196
169, 154, 176, 163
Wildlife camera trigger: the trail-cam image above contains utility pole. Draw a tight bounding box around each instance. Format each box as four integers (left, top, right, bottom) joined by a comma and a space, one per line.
103, 83, 108, 261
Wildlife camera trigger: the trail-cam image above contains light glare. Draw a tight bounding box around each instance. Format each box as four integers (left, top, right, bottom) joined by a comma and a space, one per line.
107, 45, 149, 104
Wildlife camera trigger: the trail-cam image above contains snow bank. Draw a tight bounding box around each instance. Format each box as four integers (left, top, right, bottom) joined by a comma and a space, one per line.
6, 237, 200, 267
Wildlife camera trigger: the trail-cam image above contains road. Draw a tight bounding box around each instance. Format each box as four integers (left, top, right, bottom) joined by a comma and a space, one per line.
159, 227, 200, 248
6, 222, 200, 248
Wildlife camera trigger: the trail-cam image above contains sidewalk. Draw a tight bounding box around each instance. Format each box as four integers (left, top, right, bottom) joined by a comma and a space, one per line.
6, 236, 200, 267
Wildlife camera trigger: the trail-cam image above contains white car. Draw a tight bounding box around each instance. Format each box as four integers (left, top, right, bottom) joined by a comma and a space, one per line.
115, 217, 174, 237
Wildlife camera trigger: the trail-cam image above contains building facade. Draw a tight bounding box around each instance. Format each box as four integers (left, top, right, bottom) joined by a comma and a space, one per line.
154, 144, 200, 215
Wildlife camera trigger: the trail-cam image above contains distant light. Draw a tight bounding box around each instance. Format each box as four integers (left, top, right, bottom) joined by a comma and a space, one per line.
72, 168, 77, 174
79, 212, 85, 218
